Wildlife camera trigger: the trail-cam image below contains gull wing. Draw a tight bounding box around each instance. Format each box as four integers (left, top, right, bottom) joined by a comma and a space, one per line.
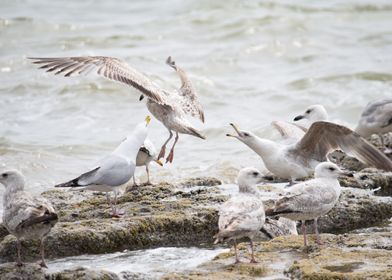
29, 56, 167, 105
271, 120, 306, 141
165, 56, 205, 123
293, 121, 392, 171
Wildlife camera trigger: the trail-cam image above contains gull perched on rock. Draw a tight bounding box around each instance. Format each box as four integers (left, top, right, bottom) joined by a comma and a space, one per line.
29, 55, 206, 163
1, 170, 58, 268
214, 167, 265, 264
294, 100, 392, 153
227, 121, 392, 183
55, 116, 150, 217
133, 138, 163, 185
265, 162, 342, 246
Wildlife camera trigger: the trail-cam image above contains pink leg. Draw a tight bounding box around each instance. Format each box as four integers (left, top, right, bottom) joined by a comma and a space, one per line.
111, 191, 124, 218
313, 218, 322, 245
16, 239, 23, 267
249, 239, 257, 263
301, 220, 307, 246
39, 238, 48, 268
166, 132, 179, 163
146, 165, 151, 185
234, 239, 241, 264
158, 130, 173, 159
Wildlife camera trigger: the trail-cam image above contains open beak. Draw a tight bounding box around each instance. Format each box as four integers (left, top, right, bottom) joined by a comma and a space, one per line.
293, 115, 304, 121
226, 123, 241, 137
154, 159, 163, 166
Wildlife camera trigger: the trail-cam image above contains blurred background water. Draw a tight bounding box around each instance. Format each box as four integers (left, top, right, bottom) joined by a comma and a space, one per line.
1, 0, 392, 207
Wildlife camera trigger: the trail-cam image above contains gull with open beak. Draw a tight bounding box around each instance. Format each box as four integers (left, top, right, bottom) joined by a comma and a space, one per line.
55, 116, 151, 217
227, 121, 392, 184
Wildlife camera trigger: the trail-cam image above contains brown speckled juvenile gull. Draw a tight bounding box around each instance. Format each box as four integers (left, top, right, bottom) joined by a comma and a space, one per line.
214, 167, 265, 264
29, 56, 206, 163
266, 162, 341, 246
1, 170, 58, 268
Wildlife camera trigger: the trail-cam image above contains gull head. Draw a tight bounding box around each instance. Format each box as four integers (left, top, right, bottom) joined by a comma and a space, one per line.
0, 170, 25, 189
226, 123, 258, 144
293, 105, 328, 123
237, 167, 264, 189
314, 162, 342, 179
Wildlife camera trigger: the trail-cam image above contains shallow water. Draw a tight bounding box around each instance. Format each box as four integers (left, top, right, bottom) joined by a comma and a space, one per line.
1, 0, 392, 276
47, 247, 228, 279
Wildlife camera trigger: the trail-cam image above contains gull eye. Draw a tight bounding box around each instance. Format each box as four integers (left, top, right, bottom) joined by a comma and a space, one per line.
252, 172, 259, 176
2, 173, 8, 178
243, 133, 250, 137
328, 167, 336, 171
305, 109, 312, 114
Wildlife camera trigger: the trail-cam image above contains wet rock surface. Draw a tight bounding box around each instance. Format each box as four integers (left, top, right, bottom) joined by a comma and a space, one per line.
163, 233, 392, 279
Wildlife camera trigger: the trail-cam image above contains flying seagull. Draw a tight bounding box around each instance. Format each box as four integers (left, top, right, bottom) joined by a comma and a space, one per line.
227, 121, 392, 183
265, 162, 342, 246
28, 56, 206, 163
214, 167, 265, 264
1, 170, 58, 268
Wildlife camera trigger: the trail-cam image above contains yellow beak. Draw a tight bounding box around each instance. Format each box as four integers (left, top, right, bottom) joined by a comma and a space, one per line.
145, 115, 151, 126
155, 159, 163, 166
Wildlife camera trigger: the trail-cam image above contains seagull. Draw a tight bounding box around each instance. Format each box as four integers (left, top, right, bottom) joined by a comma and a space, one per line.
265, 162, 342, 246
214, 167, 265, 264
227, 121, 392, 183
133, 138, 163, 185
1, 170, 58, 268
55, 116, 150, 217
28, 56, 206, 163
294, 100, 392, 153
355, 98, 392, 153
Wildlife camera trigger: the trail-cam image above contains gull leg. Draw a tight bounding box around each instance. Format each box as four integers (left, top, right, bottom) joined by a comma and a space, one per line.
233, 239, 241, 264
146, 165, 151, 185
166, 132, 179, 163
39, 238, 48, 268
314, 218, 322, 245
301, 220, 307, 246
16, 239, 23, 267
111, 190, 124, 217
249, 238, 257, 263
106, 192, 111, 205
158, 130, 173, 159
379, 134, 392, 154
133, 175, 137, 186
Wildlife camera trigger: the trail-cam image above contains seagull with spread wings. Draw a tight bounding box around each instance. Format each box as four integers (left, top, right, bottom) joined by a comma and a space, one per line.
29, 56, 206, 163
227, 121, 392, 184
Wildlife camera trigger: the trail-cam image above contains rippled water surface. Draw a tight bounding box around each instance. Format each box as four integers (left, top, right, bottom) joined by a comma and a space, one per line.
1, 0, 392, 276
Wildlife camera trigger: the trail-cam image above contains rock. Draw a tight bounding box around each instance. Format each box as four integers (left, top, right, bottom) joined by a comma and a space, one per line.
48, 266, 119, 280
0, 263, 119, 280
0, 262, 44, 280
177, 177, 223, 187
161, 232, 392, 279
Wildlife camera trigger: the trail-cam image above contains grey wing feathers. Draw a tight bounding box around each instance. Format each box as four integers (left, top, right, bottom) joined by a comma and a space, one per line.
271, 120, 306, 140
29, 56, 167, 105
166, 56, 205, 123
294, 121, 392, 171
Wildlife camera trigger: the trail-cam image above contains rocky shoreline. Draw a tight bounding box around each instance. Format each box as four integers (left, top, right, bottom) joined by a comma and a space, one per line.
1, 151, 392, 279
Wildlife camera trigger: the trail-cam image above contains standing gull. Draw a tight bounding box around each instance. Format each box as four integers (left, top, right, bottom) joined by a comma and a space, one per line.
227, 121, 392, 183
214, 167, 265, 264
1, 170, 58, 267
294, 99, 392, 153
28, 56, 206, 163
133, 138, 163, 185
55, 116, 150, 217
265, 162, 342, 246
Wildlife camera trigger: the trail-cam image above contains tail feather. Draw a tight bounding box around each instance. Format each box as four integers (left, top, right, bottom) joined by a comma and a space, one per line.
21, 212, 58, 228
187, 126, 206, 140
55, 178, 80, 188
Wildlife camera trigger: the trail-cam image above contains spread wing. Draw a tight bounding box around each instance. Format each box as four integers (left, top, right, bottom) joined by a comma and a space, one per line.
166, 56, 205, 123
28, 56, 167, 105
271, 120, 306, 141
292, 121, 392, 171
